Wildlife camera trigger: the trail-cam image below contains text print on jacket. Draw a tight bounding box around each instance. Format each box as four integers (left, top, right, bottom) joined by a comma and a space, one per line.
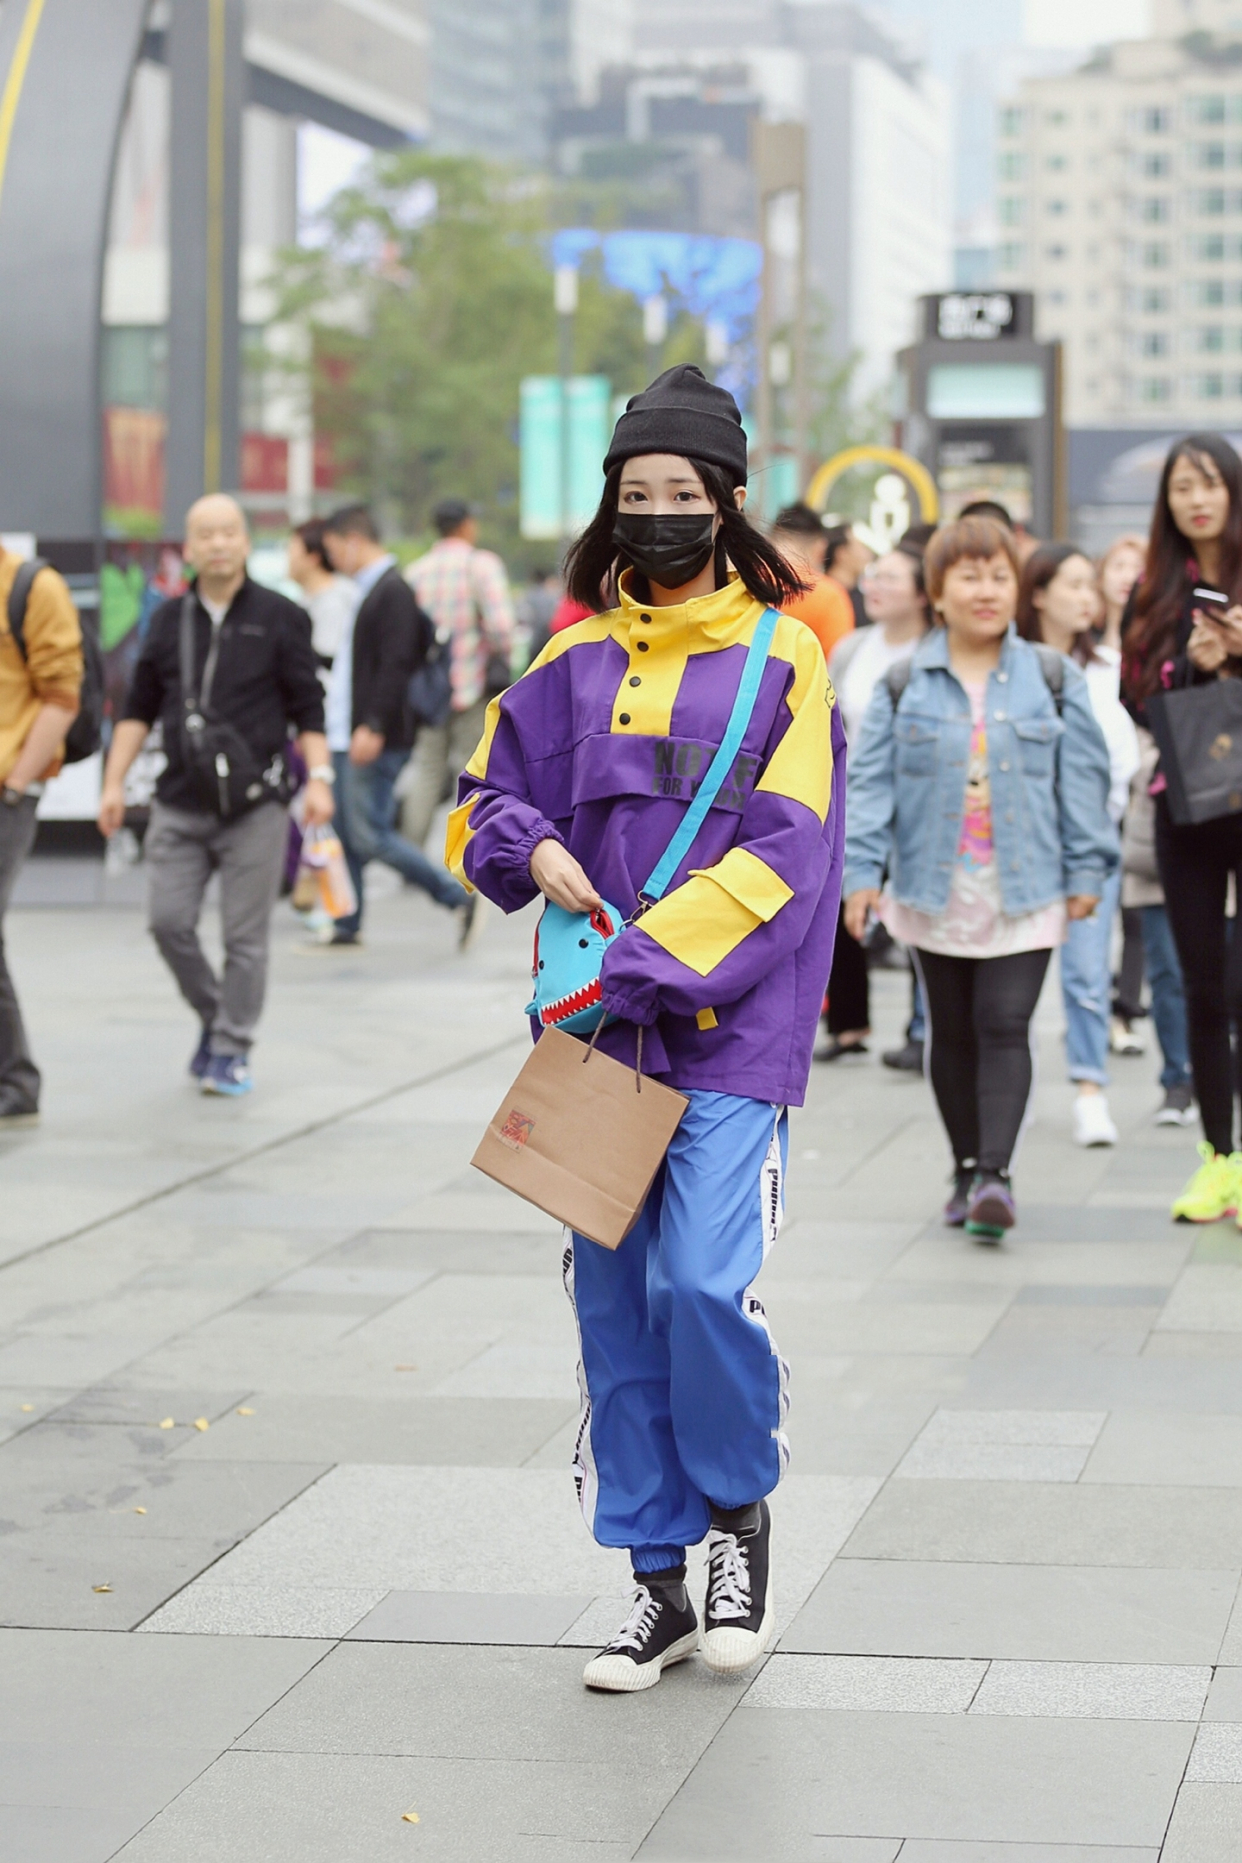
445, 574, 848, 1107
843, 623, 1118, 918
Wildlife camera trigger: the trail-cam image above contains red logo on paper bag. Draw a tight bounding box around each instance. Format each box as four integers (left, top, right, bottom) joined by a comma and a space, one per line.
498, 1108, 535, 1151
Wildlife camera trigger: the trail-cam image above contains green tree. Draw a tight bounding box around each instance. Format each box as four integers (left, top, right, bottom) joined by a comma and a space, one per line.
270, 150, 708, 565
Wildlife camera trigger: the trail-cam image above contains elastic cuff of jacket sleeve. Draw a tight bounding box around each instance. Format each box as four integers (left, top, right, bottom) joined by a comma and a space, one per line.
1065, 870, 1106, 898
600, 982, 660, 1028
514, 817, 565, 876
361, 718, 387, 737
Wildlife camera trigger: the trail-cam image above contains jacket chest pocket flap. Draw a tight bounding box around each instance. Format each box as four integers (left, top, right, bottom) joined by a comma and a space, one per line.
893, 711, 940, 775
1012, 713, 1063, 776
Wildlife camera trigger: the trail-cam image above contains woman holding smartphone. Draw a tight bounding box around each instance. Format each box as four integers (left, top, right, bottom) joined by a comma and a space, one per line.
844, 517, 1115, 1238
1122, 433, 1242, 1221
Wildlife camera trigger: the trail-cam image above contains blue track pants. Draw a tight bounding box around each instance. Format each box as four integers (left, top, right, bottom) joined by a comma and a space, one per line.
563, 1091, 789, 1573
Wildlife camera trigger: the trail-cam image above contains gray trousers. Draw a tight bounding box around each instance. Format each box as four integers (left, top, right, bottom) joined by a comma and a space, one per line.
145, 800, 288, 1057
0, 792, 40, 1107
401, 697, 490, 848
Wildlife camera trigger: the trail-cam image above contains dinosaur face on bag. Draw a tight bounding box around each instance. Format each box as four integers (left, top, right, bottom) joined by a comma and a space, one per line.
525, 900, 625, 1033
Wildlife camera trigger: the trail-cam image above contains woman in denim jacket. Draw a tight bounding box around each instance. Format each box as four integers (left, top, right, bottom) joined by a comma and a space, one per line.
844, 517, 1117, 1239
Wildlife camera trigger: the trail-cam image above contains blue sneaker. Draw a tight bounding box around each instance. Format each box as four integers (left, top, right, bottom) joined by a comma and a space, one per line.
200, 1054, 253, 1097
189, 1026, 213, 1080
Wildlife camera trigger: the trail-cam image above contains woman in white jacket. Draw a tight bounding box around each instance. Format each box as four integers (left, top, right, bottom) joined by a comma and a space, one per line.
1019, 544, 1139, 1146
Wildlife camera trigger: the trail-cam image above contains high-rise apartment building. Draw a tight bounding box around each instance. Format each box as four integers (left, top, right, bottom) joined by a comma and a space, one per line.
995, 4, 1242, 427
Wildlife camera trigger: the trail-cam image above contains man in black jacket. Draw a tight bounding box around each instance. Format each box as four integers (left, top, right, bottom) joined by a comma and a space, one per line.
98, 494, 334, 1096
320, 505, 473, 947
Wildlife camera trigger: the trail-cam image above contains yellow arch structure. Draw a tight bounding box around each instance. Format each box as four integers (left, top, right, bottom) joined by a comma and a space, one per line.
805, 445, 940, 523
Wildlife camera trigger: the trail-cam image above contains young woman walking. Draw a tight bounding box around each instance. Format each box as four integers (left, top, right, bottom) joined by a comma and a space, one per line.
844, 517, 1116, 1238
1097, 533, 1147, 655
820, 544, 931, 1064
447, 366, 845, 1690
1018, 544, 1139, 1148
1121, 433, 1242, 1221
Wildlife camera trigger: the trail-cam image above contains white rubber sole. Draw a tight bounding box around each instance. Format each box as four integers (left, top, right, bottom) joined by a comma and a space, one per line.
582, 1628, 699, 1692
700, 1603, 775, 1675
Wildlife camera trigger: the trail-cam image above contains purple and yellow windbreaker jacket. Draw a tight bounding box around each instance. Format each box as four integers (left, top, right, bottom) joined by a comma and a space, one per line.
446, 574, 846, 1107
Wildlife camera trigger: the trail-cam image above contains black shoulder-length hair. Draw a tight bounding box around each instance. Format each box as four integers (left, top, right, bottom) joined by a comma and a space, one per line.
1017, 542, 1098, 665
563, 457, 807, 612
1125, 431, 1242, 700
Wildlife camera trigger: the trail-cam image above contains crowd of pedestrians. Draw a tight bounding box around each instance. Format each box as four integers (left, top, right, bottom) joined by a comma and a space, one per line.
9, 352, 1242, 1703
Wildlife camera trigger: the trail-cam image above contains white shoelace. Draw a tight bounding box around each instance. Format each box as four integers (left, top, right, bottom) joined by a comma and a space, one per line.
706, 1532, 752, 1622
607, 1585, 661, 1654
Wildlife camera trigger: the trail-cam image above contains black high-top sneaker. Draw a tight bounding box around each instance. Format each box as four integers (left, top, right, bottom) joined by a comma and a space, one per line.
582, 1572, 699, 1693
701, 1499, 774, 1674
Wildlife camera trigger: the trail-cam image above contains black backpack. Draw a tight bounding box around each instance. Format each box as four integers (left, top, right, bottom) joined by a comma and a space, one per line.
884, 642, 1066, 715
7, 558, 105, 764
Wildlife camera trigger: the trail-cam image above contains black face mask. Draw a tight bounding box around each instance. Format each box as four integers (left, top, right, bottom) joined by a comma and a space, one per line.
612, 513, 716, 590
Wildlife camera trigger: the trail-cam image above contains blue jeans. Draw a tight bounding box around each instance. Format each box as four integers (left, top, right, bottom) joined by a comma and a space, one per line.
1061, 868, 1122, 1086
333, 747, 466, 934
1140, 903, 1193, 1091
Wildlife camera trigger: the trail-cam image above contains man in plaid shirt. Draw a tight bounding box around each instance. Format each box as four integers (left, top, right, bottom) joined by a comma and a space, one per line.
403, 499, 515, 847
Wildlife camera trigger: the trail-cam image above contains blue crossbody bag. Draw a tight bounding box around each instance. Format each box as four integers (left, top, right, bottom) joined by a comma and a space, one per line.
525, 606, 781, 1032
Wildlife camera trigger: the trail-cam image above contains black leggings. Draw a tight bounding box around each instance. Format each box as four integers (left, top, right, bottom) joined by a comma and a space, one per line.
826, 903, 869, 1034
1155, 798, 1242, 1156
915, 947, 1052, 1176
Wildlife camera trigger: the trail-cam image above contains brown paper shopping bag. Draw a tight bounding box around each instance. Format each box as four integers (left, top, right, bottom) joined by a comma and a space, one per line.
472, 1026, 688, 1249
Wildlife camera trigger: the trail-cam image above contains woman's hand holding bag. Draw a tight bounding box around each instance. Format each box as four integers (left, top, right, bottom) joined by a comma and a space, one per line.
529, 840, 602, 912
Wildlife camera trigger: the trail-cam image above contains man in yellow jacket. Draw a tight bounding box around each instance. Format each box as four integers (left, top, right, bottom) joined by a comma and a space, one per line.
0, 548, 83, 1125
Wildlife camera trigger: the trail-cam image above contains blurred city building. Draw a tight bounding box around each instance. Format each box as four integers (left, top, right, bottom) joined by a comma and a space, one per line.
995, 0, 1242, 438
553, 1, 951, 401
102, 0, 431, 536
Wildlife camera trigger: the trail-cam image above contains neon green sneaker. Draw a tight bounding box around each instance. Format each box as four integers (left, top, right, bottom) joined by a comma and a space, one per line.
1172, 1142, 1242, 1223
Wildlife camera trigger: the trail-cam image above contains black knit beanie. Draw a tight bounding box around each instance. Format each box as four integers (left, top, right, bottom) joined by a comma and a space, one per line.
603, 364, 748, 486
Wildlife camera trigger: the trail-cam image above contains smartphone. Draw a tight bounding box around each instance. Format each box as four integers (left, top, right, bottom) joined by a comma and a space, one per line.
1193, 587, 1229, 610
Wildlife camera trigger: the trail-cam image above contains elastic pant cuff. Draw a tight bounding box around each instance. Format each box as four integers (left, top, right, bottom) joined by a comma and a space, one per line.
631, 1546, 686, 1575
633, 1563, 687, 1587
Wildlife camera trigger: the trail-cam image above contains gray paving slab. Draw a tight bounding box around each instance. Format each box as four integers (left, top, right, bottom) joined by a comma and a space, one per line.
0, 1626, 330, 1749
139, 1584, 387, 1638
241, 1642, 741, 1766
840, 1478, 1242, 1567
0, 1455, 327, 1549
958, 1352, 1242, 1413
1083, 1411, 1242, 1486
44, 1387, 251, 1427
1161, 1783, 1242, 1862
109, 1748, 648, 1862
0, 1740, 225, 1818
741, 1653, 986, 1712
898, 1847, 1157, 1862
969, 1660, 1210, 1720
0, 1533, 243, 1630
1187, 1721, 1242, 1781
636, 1710, 1192, 1854
976, 1307, 1157, 1357
781, 1560, 1236, 1663
344, 1590, 592, 1645
0, 1804, 138, 1863
168, 1395, 574, 1466
318, 1227, 562, 1276
1206, 1665, 1242, 1718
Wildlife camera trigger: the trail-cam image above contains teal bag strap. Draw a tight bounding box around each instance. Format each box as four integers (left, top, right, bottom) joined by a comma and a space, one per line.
638, 605, 781, 907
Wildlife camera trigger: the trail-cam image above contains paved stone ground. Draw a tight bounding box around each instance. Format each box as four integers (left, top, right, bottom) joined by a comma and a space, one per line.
2, 857, 1240, 1861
